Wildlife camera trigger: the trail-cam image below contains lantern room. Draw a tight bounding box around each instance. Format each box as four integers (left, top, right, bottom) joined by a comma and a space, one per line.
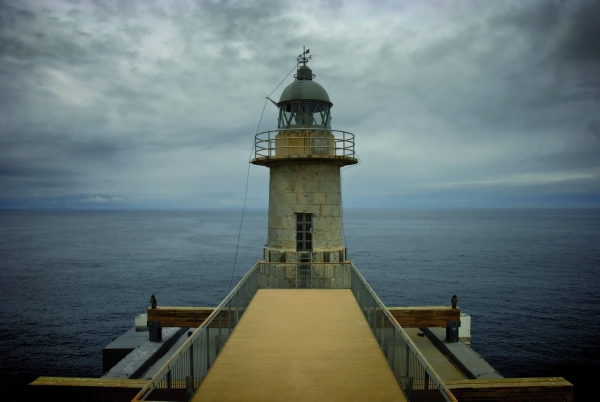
277, 65, 332, 129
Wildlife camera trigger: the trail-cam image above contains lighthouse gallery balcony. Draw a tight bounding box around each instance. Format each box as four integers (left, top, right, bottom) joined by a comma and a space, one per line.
252, 129, 358, 166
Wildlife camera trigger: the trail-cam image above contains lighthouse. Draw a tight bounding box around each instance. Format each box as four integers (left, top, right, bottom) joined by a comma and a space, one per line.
252, 49, 358, 288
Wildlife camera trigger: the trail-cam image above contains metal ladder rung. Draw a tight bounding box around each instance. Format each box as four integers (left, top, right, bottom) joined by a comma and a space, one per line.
296, 251, 312, 289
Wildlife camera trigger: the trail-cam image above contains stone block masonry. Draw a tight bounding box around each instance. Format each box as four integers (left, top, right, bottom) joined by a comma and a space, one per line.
266, 162, 345, 261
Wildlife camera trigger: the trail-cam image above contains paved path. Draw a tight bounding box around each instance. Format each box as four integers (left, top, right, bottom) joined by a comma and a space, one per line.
193, 289, 406, 401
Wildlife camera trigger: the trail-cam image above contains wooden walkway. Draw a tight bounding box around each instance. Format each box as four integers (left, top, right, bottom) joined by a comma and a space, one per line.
193, 289, 406, 401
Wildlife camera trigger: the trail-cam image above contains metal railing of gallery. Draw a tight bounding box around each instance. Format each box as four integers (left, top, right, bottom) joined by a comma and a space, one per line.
254, 129, 356, 159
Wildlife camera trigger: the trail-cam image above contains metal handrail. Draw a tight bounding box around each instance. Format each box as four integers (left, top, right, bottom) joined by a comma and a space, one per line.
132, 263, 260, 401
349, 263, 458, 402
132, 261, 457, 401
254, 129, 356, 159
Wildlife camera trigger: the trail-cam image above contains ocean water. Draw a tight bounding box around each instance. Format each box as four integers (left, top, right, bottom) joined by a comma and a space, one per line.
0, 208, 598, 399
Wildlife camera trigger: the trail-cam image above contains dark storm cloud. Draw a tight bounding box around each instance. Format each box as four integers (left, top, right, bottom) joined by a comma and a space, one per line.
557, 1, 600, 64
367, 0, 600, 165
490, 0, 600, 87
0, 128, 132, 197
0, 160, 72, 179
0, 3, 134, 67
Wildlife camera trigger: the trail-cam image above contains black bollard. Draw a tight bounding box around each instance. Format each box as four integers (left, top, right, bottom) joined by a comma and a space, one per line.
446, 320, 460, 342
148, 321, 162, 342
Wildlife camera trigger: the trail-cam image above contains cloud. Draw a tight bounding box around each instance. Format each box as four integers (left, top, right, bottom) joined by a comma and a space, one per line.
588, 120, 600, 140
0, 0, 599, 209
80, 196, 109, 203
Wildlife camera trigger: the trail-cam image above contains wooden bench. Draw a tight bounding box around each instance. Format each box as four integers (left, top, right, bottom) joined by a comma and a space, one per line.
147, 306, 461, 329
387, 306, 461, 328
445, 377, 573, 401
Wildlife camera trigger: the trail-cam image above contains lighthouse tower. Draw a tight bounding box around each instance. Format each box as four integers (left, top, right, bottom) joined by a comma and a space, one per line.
252, 50, 358, 288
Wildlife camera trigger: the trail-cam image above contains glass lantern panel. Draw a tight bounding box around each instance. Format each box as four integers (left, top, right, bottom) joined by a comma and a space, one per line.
278, 102, 331, 129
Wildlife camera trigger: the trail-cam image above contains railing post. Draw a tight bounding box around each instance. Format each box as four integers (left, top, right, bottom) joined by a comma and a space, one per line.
424, 371, 430, 402
215, 332, 220, 360
239, 281, 244, 316
405, 344, 410, 387
253, 267, 256, 292
372, 303, 376, 333
381, 309, 385, 348
236, 290, 240, 324
189, 343, 194, 385
166, 371, 172, 401
227, 299, 231, 330
243, 280, 247, 310
206, 328, 210, 370
218, 311, 222, 351
187, 343, 195, 399
186, 375, 194, 400
391, 328, 395, 371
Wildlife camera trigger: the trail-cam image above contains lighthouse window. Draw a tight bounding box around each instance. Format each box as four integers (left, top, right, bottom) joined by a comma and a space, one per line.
296, 213, 313, 251
279, 102, 331, 129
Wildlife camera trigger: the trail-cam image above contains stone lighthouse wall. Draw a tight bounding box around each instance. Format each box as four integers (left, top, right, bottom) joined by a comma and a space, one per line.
264, 162, 346, 264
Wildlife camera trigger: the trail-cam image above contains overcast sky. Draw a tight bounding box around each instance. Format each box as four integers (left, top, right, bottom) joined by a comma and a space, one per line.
1, 0, 599, 209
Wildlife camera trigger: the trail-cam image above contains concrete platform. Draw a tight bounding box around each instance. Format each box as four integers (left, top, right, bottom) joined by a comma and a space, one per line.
422, 327, 502, 379
102, 327, 149, 374
103, 327, 188, 379
193, 289, 406, 401
403, 328, 467, 381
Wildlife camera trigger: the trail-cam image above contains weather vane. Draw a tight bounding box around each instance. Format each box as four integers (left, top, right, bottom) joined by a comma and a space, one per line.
297, 46, 311, 66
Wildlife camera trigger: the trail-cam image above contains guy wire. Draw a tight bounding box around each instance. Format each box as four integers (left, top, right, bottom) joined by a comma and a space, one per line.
228, 63, 299, 294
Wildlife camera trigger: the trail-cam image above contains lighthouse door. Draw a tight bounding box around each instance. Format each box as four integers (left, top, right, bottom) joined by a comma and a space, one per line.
296, 214, 313, 251
296, 214, 313, 288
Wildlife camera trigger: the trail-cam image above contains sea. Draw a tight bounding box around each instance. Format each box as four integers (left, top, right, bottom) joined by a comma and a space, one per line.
0, 208, 599, 400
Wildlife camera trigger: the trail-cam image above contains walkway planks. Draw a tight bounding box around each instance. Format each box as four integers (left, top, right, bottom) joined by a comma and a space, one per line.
193, 289, 406, 401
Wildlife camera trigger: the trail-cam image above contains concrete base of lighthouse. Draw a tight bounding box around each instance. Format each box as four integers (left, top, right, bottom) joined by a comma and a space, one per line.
257, 262, 352, 289
263, 248, 346, 263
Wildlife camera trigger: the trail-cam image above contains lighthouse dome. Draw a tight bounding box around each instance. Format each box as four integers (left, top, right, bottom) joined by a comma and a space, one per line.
278, 66, 331, 105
